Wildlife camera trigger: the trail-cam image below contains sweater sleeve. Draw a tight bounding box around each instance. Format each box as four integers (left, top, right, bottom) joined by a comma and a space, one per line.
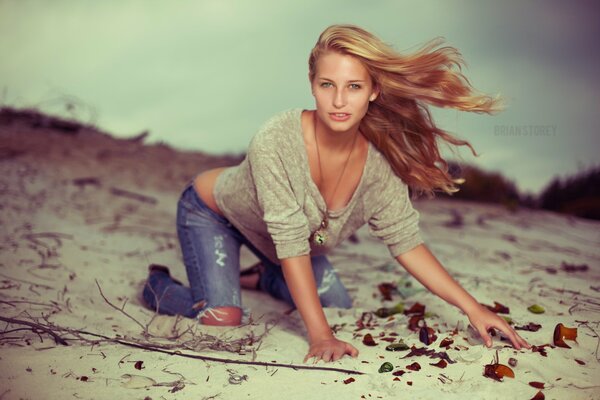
367, 169, 424, 258
246, 127, 311, 261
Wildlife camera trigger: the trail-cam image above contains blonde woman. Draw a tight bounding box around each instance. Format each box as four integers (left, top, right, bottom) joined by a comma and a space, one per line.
143, 24, 531, 364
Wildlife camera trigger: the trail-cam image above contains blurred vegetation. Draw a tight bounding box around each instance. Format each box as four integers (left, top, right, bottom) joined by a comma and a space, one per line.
437, 161, 600, 221
2, 104, 597, 221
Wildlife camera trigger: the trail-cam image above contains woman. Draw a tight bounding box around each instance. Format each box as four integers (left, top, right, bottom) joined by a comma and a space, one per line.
143, 24, 531, 364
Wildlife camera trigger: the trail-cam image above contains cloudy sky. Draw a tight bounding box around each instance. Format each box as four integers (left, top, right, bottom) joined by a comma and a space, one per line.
1, 0, 599, 195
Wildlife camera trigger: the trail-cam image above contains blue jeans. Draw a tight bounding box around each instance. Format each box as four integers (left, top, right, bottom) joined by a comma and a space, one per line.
142, 181, 353, 324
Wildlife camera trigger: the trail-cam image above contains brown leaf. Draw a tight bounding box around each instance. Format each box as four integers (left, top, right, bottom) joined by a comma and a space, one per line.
439, 337, 454, 348
362, 333, 377, 346
343, 377, 355, 384
378, 282, 396, 301
408, 315, 423, 332
134, 361, 144, 370
419, 326, 437, 346
515, 323, 542, 332
482, 301, 510, 314
575, 359, 585, 365
430, 359, 447, 368
531, 390, 545, 400
529, 381, 545, 389
392, 370, 406, 376
531, 344, 551, 357
406, 362, 421, 371
483, 363, 515, 381
404, 302, 425, 316
553, 323, 578, 348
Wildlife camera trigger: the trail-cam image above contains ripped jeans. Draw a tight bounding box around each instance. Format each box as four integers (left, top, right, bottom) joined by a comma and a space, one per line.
142, 181, 353, 325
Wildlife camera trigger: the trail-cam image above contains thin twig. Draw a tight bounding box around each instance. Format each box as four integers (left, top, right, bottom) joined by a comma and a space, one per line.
0, 316, 69, 345
95, 279, 147, 333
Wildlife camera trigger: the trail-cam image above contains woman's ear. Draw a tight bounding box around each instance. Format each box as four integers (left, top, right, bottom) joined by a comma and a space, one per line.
370, 85, 380, 102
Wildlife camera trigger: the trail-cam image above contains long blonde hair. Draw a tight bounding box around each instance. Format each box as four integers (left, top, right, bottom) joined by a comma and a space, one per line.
308, 24, 505, 199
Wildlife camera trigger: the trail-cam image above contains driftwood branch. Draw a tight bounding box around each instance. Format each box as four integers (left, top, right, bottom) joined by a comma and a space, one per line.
0, 315, 363, 375
0, 315, 69, 346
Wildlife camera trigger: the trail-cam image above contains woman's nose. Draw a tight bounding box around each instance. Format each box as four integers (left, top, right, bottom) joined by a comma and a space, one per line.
333, 89, 347, 107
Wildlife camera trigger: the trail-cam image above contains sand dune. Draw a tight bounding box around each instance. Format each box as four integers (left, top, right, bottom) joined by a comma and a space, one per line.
1, 108, 599, 399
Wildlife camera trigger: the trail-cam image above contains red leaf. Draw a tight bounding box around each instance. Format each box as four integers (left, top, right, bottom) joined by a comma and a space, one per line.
482, 301, 510, 314
362, 333, 377, 346
404, 302, 425, 316
134, 361, 144, 370
343, 377, 355, 384
529, 381, 545, 389
430, 359, 447, 368
575, 359, 586, 365
439, 337, 454, 348
406, 362, 421, 371
531, 390, 545, 400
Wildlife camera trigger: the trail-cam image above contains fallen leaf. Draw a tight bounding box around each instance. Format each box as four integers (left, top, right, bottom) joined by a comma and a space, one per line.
392, 370, 405, 376
483, 363, 515, 381
406, 362, 421, 371
134, 361, 144, 370
527, 304, 545, 314
574, 359, 585, 365
531, 390, 545, 400
385, 340, 409, 352
362, 333, 377, 346
508, 357, 518, 367
515, 323, 542, 332
343, 377, 355, 384
553, 323, 578, 348
430, 359, 447, 368
404, 302, 426, 316
419, 326, 437, 346
439, 338, 454, 348
482, 301, 510, 314
378, 282, 396, 301
529, 381, 545, 389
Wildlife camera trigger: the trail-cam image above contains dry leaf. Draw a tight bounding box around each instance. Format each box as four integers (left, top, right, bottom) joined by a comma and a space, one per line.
553, 323, 578, 348
362, 333, 377, 346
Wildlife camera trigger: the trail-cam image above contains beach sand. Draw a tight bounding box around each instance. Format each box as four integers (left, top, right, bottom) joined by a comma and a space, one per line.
1, 109, 599, 399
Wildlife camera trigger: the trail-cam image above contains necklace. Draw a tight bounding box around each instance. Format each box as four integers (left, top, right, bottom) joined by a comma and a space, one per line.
310, 111, 359, 246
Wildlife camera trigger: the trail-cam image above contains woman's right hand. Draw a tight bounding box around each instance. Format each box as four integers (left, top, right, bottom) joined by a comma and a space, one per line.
304, 337, 359, 363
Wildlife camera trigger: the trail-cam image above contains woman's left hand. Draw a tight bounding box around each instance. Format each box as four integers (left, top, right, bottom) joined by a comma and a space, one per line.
466, 304, 532, 350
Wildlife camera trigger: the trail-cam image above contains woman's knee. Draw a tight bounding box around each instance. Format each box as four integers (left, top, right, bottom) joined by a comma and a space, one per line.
199, 306, 242, 326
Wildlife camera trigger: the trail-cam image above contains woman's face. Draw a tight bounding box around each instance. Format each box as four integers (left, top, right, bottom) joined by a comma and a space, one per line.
310, 51, 379, 133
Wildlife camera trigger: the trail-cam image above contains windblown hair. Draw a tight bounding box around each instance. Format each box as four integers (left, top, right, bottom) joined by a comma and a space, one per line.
308, 24, 505, 199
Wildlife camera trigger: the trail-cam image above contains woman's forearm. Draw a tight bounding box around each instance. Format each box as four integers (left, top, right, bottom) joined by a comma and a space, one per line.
280, 254, 335, 343
395, 244, 481, 314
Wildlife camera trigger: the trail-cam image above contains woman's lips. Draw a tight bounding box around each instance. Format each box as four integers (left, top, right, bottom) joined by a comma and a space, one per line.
329, 113, 351, 122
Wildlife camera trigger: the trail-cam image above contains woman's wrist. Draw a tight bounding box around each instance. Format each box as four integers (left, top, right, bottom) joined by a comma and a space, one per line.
308, 328, 335, 344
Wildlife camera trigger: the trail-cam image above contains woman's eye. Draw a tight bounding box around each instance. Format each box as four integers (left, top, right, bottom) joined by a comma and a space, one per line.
350, 84, 361, 89
320, 82, 332, 88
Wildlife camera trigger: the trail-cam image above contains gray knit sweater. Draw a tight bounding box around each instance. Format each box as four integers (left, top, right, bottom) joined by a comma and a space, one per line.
210, 108, 424, 265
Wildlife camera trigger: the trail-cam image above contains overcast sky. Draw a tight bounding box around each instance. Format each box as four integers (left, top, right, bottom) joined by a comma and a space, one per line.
1, 0, 599, 195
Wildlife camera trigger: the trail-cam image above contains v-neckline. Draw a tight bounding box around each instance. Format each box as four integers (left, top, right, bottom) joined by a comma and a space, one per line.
296, 108, 371, 217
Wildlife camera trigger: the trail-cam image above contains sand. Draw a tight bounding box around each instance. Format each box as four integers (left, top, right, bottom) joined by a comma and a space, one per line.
1, 109, 599, 399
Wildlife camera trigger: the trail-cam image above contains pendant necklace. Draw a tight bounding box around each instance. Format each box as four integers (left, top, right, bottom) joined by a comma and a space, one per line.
310, 111, 359, 246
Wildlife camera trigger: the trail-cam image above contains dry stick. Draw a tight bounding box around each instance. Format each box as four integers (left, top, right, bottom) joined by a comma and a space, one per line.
0, 316, 363, 375
95, 279, 147, 333
70, 328, 364, 375
0, 316, 69, 345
